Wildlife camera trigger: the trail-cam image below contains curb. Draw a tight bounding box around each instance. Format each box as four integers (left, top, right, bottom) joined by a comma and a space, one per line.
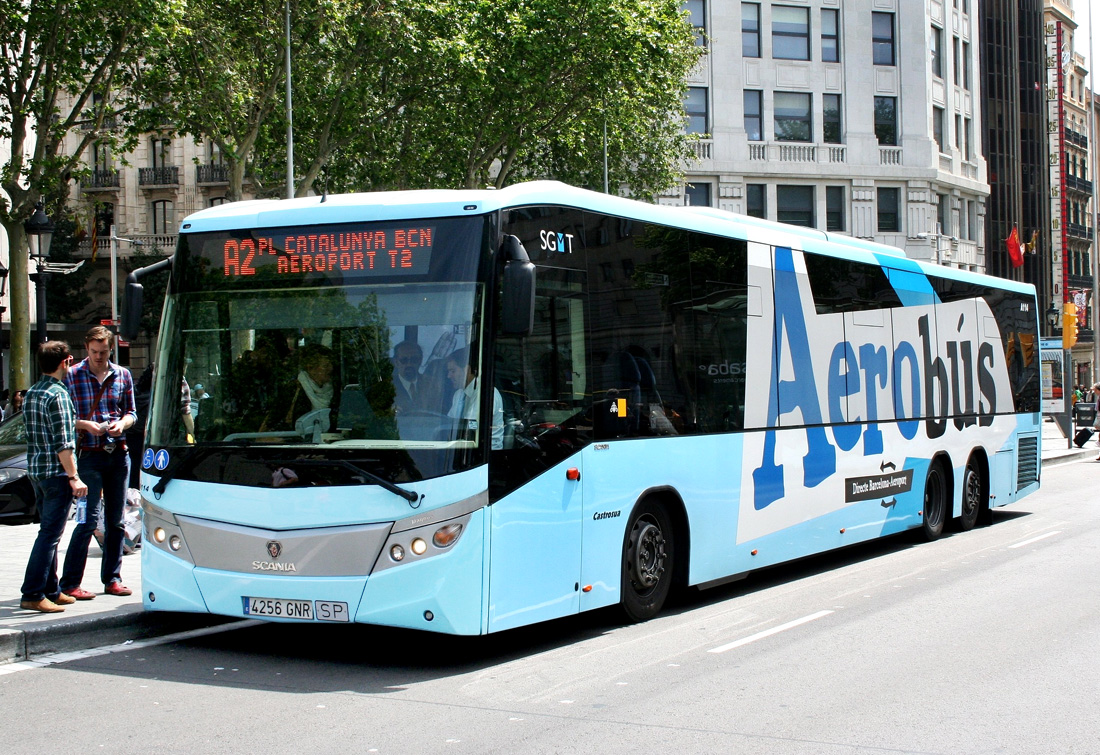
1042, 449, 1097, 467
1, 607, 233, 664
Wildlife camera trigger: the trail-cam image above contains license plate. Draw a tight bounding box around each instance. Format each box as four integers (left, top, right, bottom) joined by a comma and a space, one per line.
242, 597, 350, 622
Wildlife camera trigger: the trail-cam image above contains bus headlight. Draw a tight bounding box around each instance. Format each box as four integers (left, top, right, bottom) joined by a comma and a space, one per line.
411, 538, 427, 555
373, 512, 474, 574
169, 535, 182, 551
390, 544, 405, 562
154, 527, 167, 543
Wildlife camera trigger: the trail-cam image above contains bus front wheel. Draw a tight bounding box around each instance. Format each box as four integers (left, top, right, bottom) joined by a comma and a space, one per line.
621, 501, 674, 622
921, 462, 948, 541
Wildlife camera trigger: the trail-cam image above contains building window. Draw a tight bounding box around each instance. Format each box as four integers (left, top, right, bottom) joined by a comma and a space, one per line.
773, 6, 810, 60
964, 118, 972, 161
209, 197, 227, 207
930, 26, 943, 78
208, 141, 225, 166
877, 188, 900, 232
774, 92, 812, 142
937, 193, 950, 235
874, 96, 897, 145
150, 137, 172, 169
872, 12, 895, 66
91, 142, 111, 172
747, 184, 766, 218
685, 182, 712, 207
151, 200, 174, 235
777, 185, 814, 227
742, 3, 760, 58
685, 0, 706, 46
952, 37, 960, 86
955, 114, 963, 152
823, 94, 842, 143
933, 107, 945, 153
821, 9, 839, 62
826, 186, 845, 232
744, 89, 763, 141
962, 41, 971, 90
684, 87, 708, 134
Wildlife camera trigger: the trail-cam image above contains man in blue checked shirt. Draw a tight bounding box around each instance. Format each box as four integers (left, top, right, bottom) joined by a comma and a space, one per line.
20, 341, 89, 613
59, 326, 137, 599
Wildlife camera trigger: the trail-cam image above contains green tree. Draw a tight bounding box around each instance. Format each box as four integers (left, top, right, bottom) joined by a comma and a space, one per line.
0, 0, 181, 390
252, 0, 702, 198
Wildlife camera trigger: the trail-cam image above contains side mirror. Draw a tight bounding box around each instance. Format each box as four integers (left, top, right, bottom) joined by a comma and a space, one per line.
120, 256, 173, 341
500, 235, 535, 336
121, 280, 144, 342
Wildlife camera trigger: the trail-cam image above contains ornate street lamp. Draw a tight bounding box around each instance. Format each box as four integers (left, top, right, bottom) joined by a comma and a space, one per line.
1047, 301, 1060, 335
24, 202, 55, 346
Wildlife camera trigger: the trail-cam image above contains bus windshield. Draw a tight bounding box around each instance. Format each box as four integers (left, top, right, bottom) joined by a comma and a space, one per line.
146, 214, 493, 482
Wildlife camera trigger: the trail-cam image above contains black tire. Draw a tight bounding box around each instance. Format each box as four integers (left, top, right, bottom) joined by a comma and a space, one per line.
955, 459, 983, 532
921, 462, 948, 541
621, 500, 674, 622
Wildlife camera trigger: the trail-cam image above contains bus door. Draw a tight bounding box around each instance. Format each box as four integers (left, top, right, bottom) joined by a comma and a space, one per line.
488, 266, 589, 632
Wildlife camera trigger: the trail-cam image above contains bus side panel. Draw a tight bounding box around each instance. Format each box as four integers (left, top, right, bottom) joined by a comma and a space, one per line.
488, 457, 582, 633
578, 434, 744, 612
357, 507, 487, 635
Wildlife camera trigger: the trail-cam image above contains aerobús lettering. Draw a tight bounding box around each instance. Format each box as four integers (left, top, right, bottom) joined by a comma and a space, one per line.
752, 247, 1000, 511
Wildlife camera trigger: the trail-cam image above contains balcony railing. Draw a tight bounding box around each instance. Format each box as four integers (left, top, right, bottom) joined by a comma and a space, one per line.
879, 147, 902, 165
1065, 127, 1088, 149
689, 139, 713, 161
1066, 222, 1094, 241
139, 166, 179, 186
196, 163, 229, 184
81, 169, 120, 190
1065, 175, 1093, 195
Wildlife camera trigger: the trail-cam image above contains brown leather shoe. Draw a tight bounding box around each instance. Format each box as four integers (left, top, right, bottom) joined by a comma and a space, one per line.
20, 598, 65, 613
53, 592, 76, 605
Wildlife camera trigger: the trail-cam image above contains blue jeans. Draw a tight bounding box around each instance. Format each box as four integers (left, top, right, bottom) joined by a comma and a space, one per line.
20, 476, 73, 602
61, 448, 130, 590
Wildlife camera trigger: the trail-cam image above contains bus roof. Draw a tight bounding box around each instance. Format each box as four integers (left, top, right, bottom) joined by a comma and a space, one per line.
180, 181, 1033, 295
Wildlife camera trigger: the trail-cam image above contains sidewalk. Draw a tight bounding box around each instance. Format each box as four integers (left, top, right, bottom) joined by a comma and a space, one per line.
0, 519, 220, 664
1, 426, 1096, 664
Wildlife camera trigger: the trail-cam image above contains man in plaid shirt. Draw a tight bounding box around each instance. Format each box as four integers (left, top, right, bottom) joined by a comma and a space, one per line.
59, 326, 137, 599
20, 341, 89, 613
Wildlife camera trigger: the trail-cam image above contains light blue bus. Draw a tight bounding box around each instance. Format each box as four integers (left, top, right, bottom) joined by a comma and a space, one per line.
127, 182, 1041, 634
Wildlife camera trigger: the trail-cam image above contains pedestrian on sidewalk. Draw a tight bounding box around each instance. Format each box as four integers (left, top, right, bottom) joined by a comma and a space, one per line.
19, 341, 88, 613
1092, 382, 1100, 462
59, 326, 137, 599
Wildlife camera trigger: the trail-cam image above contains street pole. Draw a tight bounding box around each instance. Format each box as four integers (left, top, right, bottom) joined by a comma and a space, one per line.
110, 224, 118, 327
1089, 22, 1099, 386
285, 0, 294, 200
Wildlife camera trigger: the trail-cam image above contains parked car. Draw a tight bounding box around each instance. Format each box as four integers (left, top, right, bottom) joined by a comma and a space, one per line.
0, 412, 35, 524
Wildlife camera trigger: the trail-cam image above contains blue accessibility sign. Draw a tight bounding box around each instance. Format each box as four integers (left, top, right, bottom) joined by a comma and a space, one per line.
154, 449, 170, 471
142, 448, 155, 469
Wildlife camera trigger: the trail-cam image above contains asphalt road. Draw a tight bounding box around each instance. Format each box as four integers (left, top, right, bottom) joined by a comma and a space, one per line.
1, 460, 1097, 754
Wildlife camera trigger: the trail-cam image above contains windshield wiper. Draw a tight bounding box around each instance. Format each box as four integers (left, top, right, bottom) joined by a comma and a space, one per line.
290, 458, 421, 505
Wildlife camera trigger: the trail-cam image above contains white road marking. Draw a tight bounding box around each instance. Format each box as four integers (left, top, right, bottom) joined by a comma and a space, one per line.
0, 619, 259, 676
708, 610, 834, 654
1008, 531, 1062, 549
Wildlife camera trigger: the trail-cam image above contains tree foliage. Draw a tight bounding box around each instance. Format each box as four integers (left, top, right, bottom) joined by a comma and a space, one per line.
0, 0, 181, 388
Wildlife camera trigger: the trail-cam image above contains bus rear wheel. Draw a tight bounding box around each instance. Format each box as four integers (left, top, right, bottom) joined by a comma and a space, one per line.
956, 459, 983, 532
621, 501, 674, 622
921, 462, 948, 541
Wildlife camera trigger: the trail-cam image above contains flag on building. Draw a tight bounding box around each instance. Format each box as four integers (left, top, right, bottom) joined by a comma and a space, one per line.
1005, 226, 1024, 268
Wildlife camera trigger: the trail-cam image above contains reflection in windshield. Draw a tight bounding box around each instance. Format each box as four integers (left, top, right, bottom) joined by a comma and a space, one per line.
148, 282, 486, 456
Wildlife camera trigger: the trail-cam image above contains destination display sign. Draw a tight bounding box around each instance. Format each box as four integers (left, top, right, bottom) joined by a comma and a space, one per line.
214, 224, 436, 280
843, 467, 914, 503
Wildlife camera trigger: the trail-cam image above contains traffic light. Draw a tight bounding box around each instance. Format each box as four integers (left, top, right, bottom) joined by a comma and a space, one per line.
1062, 302, 1078, 349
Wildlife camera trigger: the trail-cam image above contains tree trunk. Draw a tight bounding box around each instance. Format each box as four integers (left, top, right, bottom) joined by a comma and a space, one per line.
2, 221, 33, 391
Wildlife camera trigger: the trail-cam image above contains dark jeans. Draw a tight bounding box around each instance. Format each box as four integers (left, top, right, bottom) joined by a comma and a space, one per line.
20, 475, 73, 602
61, 448, 130, 589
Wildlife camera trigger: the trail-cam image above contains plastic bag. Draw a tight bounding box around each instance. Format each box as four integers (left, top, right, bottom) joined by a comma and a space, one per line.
93, 488, 143, 555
